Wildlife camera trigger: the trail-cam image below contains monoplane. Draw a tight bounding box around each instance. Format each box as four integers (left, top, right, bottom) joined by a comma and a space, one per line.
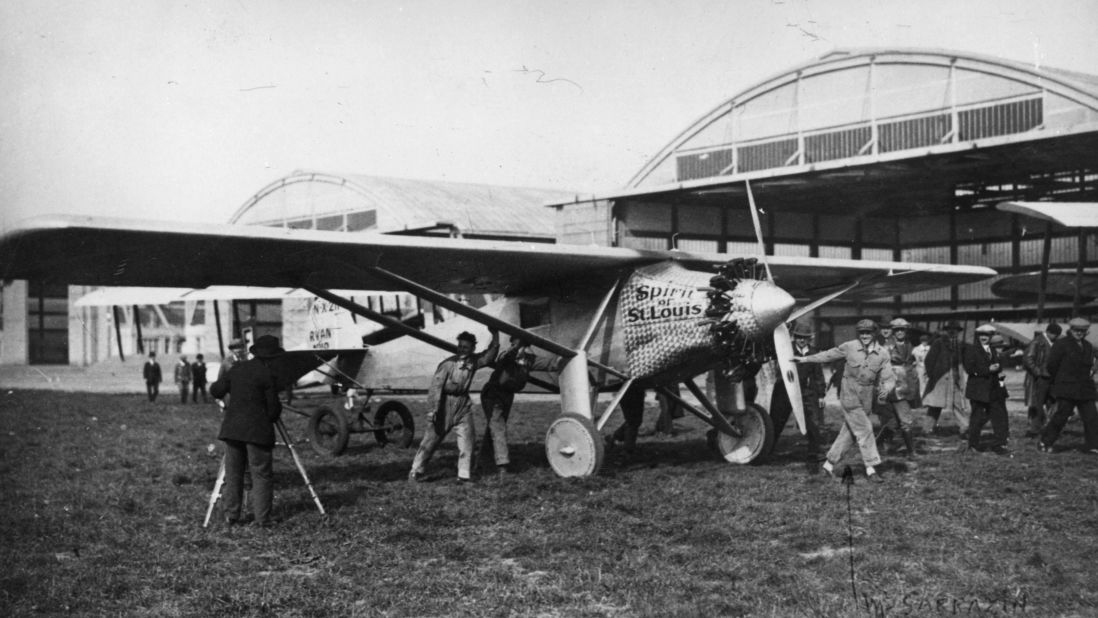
0, 184, 996, 476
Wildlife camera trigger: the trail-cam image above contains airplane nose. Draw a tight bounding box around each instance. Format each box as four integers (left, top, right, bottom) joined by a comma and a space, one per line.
750, 281, 796, 334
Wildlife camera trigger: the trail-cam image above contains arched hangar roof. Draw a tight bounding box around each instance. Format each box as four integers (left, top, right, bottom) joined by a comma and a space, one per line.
629, 48, 1098, 191
231, 172, 573, 242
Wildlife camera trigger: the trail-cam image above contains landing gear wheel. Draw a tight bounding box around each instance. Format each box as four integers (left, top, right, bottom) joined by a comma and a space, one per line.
716, 403, 774, 465
545, 413, 604, 477
373, 401, 415, 448
308, 406, 350, 457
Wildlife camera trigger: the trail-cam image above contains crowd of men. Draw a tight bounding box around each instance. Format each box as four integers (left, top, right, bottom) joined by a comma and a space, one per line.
141, 348, 216, 404
194, 314, 1094, 526
789, 316, 1098, 484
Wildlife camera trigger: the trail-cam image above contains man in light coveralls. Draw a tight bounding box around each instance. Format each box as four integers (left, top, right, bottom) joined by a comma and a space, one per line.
795, 319, 896, 483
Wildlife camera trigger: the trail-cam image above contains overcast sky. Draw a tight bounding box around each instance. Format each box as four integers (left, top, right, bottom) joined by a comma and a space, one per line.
2, 0, 1096, 229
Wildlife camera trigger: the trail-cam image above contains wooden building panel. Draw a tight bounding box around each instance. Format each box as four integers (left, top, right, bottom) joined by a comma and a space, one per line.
957, 241, 1012, 267
677, 205, 723, 236
899, 214, 951, 244
818, 245, 853, 259
862, 217, 898, 246
772, 211, 815, 241
817, 215, 856, 243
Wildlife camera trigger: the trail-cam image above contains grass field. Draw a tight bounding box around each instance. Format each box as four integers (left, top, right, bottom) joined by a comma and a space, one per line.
1, 381, 1097, 617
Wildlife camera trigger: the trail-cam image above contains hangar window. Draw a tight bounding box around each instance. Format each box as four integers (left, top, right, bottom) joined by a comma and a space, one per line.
873, 64, 950, 119
734, 81, 798, 142
347, 210, 377, 231
798, 69, 872, 130
316, 214, 345, 231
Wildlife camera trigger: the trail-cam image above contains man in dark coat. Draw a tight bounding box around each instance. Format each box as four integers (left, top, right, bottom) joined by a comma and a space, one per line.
211, 335, 285, 526
961, 325, 1010, 454
142, 351, 162, 402
769, 321, 828, 474
1022, 323, 1060, 436
479, 336, 558, 478
922, 321, 970, 435
1039, 318, 1098, 454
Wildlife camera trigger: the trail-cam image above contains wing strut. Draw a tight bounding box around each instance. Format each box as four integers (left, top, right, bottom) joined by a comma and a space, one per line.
303, 286, 459, 355
361, 265, 628, 380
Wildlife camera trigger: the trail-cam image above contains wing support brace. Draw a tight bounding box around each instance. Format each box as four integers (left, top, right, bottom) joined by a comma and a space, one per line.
655, 378, 742, 438
361, 266, 628, 380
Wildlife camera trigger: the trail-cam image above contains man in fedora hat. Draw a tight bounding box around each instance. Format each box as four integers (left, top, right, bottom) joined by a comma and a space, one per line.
794, 319, 895, 483
769, 321, 828, 474
1023, 322, 1061, 436
1039, 318, 1098, 454
409, 328, 499, 483
211, 334, 285, 526
923, 320, 970, 436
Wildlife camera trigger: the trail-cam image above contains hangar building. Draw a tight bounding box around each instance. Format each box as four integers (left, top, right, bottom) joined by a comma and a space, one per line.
554, 48, 1098, 344
2, 48, 1096, 364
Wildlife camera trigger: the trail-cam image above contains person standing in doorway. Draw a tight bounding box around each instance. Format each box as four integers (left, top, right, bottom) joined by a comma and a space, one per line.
191, 354, 209, 403
174, 355, 192, 404
143, 351, 162, 403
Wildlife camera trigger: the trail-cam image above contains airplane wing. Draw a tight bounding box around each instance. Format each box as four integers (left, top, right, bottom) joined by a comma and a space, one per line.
0, 214, 995, 301
990, 269, 1098, 302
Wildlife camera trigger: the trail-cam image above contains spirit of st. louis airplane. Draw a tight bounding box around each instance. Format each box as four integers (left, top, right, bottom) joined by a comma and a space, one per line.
0, 183, 995, 476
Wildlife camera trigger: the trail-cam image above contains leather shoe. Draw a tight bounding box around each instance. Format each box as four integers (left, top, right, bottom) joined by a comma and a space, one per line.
867, 472, 885, 484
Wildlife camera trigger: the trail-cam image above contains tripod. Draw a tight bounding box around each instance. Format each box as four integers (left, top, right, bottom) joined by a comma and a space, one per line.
203, 419, 326, 527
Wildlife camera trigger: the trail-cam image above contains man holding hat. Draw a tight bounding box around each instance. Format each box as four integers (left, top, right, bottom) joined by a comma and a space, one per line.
769, 321, 828, 474
923, 321, 970, 436
410, 328, 499, 483
1022, 323, 1061, 436
795, 318, 895, 483
1038, 318, 1098, 454
960, 324, 1010, 454
218, 338, 248, 382
210, 334, 285, 526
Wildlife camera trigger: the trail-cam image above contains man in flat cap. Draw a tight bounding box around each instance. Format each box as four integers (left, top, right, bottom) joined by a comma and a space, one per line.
1038, 318, 1098, 454
1023, 322, 1061, 436
410, 328, 499, 482
218, 338, 248, 382
923, 320, 970, 436
877, 317, 921, 459
795, 318, 895, 483
769, 321, 828, 474
960, 324, 1010, 454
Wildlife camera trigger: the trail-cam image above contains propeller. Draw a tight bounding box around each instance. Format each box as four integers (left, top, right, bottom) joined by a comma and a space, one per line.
745, 180, 806, 435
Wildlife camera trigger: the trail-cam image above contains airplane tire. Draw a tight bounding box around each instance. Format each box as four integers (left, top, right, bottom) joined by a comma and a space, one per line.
373, 401, 415, 448
716, 403, 774, 465
308, 406, 350, 457
545, 413, 604, 477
